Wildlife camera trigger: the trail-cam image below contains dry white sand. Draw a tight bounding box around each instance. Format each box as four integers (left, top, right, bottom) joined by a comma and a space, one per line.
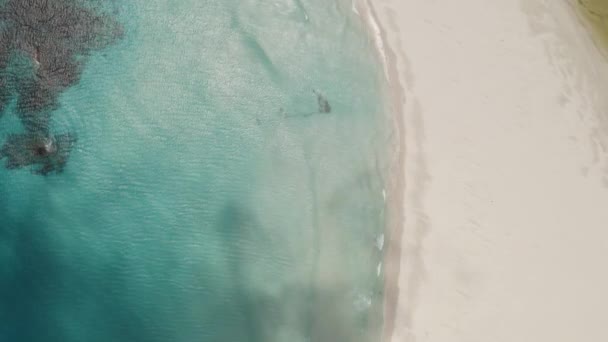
360, 0, 608, 341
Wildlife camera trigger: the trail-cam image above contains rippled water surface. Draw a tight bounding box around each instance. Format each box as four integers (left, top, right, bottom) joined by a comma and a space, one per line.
0, 0, 389, 341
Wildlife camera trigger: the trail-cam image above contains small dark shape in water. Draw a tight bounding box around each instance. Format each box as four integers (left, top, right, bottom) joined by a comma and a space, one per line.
313, 89, 331, 113
0, 133, 76, 175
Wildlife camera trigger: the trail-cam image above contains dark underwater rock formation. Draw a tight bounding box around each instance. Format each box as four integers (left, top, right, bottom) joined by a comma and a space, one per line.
313, 89, 331, 114
0, 0, 122, 175
0, 133, 76, 175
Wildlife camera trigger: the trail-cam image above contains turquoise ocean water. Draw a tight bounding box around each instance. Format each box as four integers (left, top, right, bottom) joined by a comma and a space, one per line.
0, 1, 390, 341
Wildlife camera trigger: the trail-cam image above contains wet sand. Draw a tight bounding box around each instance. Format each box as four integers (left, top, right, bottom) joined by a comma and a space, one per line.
576, 0, 608, 53
361, 0, 608, 341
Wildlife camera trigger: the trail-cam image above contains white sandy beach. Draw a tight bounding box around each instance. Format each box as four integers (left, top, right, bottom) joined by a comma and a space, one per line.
362, 0, 608, 341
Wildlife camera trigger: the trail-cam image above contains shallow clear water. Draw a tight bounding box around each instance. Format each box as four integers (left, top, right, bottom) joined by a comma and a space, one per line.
0, 1, 389, 341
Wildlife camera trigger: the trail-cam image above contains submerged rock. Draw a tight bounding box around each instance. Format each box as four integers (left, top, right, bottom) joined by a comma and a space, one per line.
283, 90, 333, 119
314, 89, 331, 113
0, 133, 76, 175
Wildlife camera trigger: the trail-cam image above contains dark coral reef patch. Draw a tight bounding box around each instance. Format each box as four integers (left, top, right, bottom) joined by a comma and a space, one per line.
0, 0, 122, 174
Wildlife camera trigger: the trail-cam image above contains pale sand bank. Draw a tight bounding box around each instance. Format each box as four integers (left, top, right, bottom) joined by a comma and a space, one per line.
363, 0, 608, 341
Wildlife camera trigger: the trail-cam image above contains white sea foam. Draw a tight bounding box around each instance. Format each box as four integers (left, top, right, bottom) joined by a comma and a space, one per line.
376, 233, 384, 250
363, 0, 389, 81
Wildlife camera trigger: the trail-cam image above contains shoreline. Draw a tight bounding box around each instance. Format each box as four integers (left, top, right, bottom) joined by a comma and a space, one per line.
360, 0, 608, 341
351, 1, 421, 341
